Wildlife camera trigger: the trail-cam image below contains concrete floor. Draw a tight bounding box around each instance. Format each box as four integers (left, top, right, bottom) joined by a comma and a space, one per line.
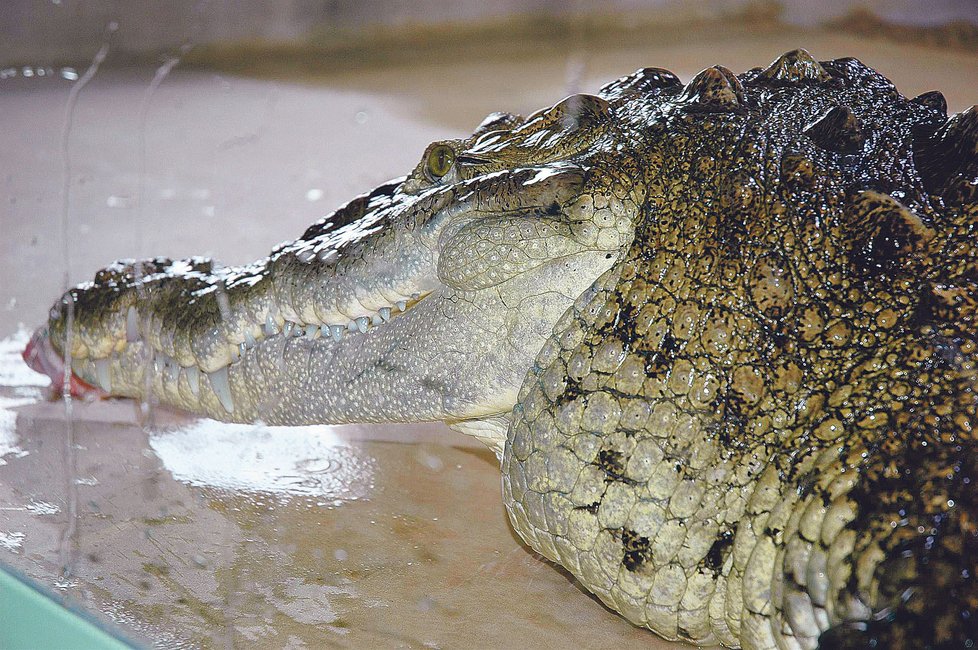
1, 22, 977, 649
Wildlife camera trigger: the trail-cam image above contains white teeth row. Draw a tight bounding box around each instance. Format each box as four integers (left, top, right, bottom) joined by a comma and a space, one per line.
243, 292, 420, 348
103, 293, 425, 415
81, 350, 234, 415
153, 351, 234, 413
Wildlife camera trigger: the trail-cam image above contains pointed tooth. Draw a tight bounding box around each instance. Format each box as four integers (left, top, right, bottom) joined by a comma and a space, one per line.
379, 307, 392, 322
283, 321, 294, 338
410, 292, 420, 301
320, 324, 330, 338
371, 313, 383, 326
305, 324, 319, 339
95, 358, 112, 392
264, 314, 279, 336
330, 324, 345, 342
395, 300, 407, 312
126, 306, 140, 342
355, 317, 369, 333
166, 361, 180, 383
186, 365, 201, 397
80, 359, 96, 384
244, 330, 257, 348
208, 366, 234, 414
347, 320, 357, 332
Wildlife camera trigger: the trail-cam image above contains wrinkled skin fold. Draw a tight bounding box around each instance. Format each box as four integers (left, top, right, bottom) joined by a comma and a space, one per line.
25, 50, 978, 648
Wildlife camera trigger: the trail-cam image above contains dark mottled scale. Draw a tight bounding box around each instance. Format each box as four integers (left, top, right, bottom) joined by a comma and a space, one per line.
620, 529, 654, 571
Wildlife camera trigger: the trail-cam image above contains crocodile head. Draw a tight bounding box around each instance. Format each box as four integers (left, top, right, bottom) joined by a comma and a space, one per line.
25, 95, 640, 452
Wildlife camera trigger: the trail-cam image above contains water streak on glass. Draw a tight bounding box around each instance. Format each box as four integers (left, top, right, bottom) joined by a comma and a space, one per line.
56, 27, 113, 579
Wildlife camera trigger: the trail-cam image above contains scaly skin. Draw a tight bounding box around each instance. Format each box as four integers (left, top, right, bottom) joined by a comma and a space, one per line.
25, 51, 978, 648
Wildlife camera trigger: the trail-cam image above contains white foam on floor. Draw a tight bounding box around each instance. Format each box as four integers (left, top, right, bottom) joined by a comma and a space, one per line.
0, 326, 45, 464
148, 420, 376, 501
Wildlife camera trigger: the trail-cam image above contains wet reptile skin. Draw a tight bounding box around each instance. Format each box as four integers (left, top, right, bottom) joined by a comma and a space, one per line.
26, 51, 978, 647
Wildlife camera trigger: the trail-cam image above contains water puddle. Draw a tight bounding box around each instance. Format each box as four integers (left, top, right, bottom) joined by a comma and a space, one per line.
148, 420, 376, 503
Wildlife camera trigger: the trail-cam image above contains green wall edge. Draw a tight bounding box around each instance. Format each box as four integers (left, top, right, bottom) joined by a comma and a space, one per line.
0, 566, 135, 649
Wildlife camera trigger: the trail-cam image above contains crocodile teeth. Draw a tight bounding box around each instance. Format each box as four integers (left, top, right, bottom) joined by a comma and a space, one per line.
379, 307, 392, 322
166, 361, 180, 383
244, 330, 257, 348
355, 317, 369, 333
95, 358, 112, 392
283, 321, 294, 338
186, 365, 200, 397
264, 314, 279, 336
330, 324, 345, 342
126, 306, 140, 342
305, 324, 319, 339
395, 300, 407, 312
371, 313, 383, 326
208, 367, 234, 414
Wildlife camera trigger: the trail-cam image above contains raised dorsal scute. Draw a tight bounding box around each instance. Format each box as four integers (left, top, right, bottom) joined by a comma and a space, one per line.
844, 189, 935, 274
911, 90, 948, 118
758, 48, 831, 84
802, 105, 865, 154
913, 105, 978, 202
598, 67, 681, 99
472, 112, 523, 138
679, 65, 745, 113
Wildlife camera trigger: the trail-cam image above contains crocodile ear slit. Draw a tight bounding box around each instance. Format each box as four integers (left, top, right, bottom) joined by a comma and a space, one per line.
758, 48, 832, 84
912, 105, 978, 203
802, 105, 865, 154
679, 66, 745, 113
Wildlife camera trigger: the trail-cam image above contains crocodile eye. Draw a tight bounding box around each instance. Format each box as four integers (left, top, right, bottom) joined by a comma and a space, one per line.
425, 144, 455, 180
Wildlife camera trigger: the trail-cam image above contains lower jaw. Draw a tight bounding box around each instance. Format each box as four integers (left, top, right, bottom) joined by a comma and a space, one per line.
25, 287, 526, 427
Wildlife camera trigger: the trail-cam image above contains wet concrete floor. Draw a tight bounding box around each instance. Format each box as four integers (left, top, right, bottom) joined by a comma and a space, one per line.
2, 21, 977, 649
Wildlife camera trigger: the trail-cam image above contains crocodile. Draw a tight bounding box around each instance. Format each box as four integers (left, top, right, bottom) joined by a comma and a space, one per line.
22, 50, 978, 648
